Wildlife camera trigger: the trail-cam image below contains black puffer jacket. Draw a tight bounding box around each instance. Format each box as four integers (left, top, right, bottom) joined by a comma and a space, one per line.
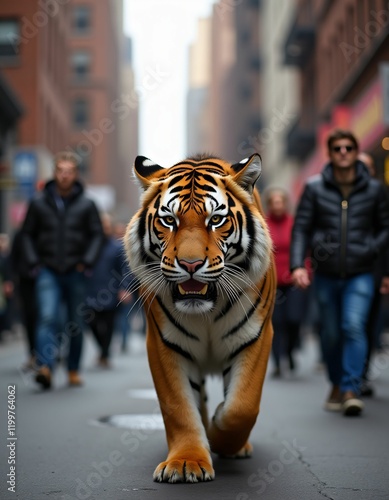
290, 161, 389, 278
22, 180, 104, 274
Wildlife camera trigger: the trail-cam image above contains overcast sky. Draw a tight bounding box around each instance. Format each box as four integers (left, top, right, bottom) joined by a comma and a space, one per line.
123, 0, 215, 167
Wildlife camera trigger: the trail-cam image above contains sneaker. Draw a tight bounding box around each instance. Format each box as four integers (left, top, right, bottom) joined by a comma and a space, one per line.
68, 371, 83, 387
35, 366, 52, 390
360, 380, 374, 397
97, 357, 111, 369
324, 385, 342, 411
288, 353, 296, 371
342, 391, 364, 416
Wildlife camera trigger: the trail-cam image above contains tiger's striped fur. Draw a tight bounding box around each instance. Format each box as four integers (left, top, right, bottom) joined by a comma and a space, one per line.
124, 153, 275, 483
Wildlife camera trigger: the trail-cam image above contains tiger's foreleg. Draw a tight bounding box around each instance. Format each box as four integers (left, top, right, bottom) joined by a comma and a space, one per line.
200, 381, 209, 431
207, 323, 273, 457
146, 325, 214, 483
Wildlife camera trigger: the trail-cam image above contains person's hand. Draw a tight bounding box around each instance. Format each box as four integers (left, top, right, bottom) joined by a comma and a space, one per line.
118, 289, 132, 304
3, 281, 13, 298
291, 267, 311, 289
380, 276, 389, 295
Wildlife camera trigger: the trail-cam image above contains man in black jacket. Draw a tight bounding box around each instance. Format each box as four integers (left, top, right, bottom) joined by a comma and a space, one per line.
290, 129, 389, 416
22, 152, 104, 389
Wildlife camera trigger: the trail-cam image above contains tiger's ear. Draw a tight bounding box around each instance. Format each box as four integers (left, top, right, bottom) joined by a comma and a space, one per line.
231, 154, 262, 195
133, 156, 165, 189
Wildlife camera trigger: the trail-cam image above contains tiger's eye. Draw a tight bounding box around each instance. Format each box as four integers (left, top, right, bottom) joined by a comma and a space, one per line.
211, 215, 222, 224
163, 216, 175, 225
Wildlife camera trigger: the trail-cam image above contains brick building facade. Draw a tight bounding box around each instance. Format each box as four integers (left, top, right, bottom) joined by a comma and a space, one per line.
284, 0, 389, 197
0, 0, 136, 229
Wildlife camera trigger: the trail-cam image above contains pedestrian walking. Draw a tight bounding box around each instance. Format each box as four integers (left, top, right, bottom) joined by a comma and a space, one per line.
113, 221, 145, 352
0, 236, 13, 343
290, 129, 389, 416
265, 188, 307, 377
22, 151, 104, 389
357, 152, 389, 396
10, 228, 37, 370
0, 234, 14, 340
85, 214, 130, 368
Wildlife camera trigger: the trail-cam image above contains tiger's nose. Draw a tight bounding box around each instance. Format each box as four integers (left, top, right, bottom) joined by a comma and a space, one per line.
178, 259, 204, 274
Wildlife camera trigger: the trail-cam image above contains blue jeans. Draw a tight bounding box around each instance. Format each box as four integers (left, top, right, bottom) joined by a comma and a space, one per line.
35, 267, 86, 371
314, 273, 374, 394
115, 292, 146, 347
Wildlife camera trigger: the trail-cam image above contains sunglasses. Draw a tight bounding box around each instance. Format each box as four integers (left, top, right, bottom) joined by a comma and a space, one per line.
331, 145, 355, 153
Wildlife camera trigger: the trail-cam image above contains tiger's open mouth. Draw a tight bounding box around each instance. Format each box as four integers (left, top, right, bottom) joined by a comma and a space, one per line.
174, 279, 216, 302
178, 279, 208, 296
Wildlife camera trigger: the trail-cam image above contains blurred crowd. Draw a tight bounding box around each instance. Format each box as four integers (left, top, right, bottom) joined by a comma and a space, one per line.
0, 151, 145, 390
265, 129, 389, 417
0, 219, 146, 358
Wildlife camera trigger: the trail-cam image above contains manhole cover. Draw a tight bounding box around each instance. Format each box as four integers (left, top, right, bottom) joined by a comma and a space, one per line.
94, 414, 164, 430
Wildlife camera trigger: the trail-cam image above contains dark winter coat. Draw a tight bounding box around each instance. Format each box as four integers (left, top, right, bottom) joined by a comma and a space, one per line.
85, 238, 130, 311
267, 212, 294, 286
290, 161, 389, 278
22, 180, 104, 274
10, 229, 33, 281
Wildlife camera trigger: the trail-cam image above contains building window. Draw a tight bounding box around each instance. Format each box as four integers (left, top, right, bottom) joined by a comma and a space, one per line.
71, 51, 91, 80
250, 54, 261, 72
239, 82, 252, 100
248, 0, 259, 8
0, 19, 19, 58
240, 30, 250, 45
72, 5, 92, 35
72, 98, 89, 128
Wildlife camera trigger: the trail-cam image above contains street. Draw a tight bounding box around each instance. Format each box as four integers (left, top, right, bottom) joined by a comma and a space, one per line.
1, 327, 389, 500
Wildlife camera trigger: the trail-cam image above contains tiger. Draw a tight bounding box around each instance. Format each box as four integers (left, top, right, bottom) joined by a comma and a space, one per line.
124, 153, 275, 483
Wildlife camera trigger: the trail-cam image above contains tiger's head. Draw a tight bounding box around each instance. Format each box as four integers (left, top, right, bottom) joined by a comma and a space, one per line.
125, 154, 272, 315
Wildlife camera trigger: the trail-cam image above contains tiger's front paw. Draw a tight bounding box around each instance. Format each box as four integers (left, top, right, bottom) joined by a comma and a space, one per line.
153, 457, 215, 483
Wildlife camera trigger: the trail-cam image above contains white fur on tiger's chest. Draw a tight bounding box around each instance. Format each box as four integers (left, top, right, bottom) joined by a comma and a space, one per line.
159, 300, 264, 373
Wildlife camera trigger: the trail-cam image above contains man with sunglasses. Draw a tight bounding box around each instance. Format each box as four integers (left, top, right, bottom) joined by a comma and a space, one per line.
290, 129, 389, 416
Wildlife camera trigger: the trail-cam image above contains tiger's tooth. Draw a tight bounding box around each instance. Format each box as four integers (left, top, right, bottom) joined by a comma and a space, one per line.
178, 284, 208, 296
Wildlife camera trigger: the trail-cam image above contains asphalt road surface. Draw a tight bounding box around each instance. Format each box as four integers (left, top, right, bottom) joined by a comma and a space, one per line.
1, 327, 389, 500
